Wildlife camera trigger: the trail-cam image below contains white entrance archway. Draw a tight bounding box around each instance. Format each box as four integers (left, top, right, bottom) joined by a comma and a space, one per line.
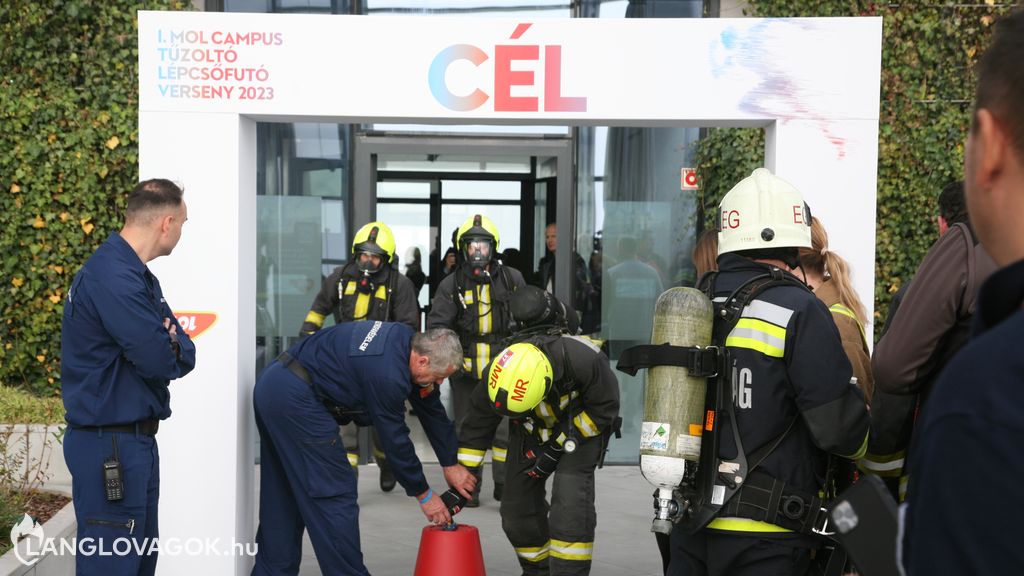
138, 12, 881, 574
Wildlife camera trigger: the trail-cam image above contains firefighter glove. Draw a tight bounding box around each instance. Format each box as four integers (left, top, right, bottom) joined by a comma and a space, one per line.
441, 488, 467, 515
525, 442, 563, 479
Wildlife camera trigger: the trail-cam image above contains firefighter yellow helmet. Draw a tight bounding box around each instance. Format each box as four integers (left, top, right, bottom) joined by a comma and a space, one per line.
487, 343, 553, 417
717, 168, 812, 256
352, 221, 396, 263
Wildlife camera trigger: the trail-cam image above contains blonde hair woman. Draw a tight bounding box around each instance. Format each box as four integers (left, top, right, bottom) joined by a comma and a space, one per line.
799, 217, 873, 403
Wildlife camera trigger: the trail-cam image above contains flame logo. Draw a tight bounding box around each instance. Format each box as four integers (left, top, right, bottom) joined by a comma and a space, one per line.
10, 513, 44, 566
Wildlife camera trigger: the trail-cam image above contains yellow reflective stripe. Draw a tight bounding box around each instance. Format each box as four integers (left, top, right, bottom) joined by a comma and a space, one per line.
354, 292, 371, 320
573, 410, 600, 438
553, 432, 566, 446
347, 452, 359, 467
829, 303, 867, 343
475, 343, 490, 379
514, 544, 550, 562
478, 284, 492, 334
457, 448, 486, 467
372, 448, 385, 460
899, 475, 909, 502
707, 517, 793, 533
344, 281, 357, 295
550, 539, 593, 561
463, 357, 473, 372
538, 429, 552, 443
304, 311, 325, 328
840, 430, 869, 460
374, 284, 387, 300
726, 318, 786, 358
463, 289, 474, 305
557, 391, 579, 410
491, 446, 507, 463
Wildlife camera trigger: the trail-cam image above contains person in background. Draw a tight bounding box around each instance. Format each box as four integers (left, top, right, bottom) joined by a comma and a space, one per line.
298, 221, 419, 493
903, 8, 1024, 573
535, 222, 593, 318
798, 216, 873, 402
867, 181, 996, 501
692, 228, 719, 281
61, 178, 197, 575
427, 214, 527, 506
404, 246, 427, 299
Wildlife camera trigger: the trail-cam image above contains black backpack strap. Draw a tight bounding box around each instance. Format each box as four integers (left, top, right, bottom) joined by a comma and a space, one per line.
616, 344, 722, 378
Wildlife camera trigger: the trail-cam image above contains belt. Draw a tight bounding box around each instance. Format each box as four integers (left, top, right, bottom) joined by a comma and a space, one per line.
278, 352, 362, 423
76, 419, 160, 436
278, 352, 311, 385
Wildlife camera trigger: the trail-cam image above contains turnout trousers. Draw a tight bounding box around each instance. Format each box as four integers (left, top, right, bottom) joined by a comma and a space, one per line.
64, 427, 160, 576
251, 361, 366, 576
499, 427, 602, 575
668, 529, 812, 576
451, 370, 508, 489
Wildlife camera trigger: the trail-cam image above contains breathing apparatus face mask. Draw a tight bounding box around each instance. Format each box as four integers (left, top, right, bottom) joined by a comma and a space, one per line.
356, 251, 384, 274
463, 237, 494, 277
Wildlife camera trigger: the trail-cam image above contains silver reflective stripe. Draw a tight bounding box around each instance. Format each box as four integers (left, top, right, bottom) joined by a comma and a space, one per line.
860, 458, 905, 473
743, 299, 794, 327
727, 326, 785, 352
566, 334, 601, 354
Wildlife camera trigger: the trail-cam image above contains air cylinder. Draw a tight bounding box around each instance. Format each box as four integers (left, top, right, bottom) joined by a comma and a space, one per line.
639, 287, 714, 532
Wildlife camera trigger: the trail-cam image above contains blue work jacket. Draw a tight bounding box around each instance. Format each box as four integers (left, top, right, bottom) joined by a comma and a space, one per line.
61, 233, 196, 426
286, 321, 458, 497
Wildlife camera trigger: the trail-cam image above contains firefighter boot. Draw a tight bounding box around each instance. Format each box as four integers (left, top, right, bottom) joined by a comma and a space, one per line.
379, 459, 396, 493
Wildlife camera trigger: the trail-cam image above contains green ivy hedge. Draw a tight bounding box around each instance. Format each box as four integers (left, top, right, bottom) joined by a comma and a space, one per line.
0, 1, 190, 396
696, 1, 1010, 340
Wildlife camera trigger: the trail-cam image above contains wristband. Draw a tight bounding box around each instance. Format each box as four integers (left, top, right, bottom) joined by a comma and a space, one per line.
418, 488, 433, 504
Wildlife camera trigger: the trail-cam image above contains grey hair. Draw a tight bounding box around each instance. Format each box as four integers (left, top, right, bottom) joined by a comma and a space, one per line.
411, 328, 463, 376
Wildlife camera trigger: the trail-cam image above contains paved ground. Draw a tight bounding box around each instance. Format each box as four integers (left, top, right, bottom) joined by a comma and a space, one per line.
255, 463, 665, 575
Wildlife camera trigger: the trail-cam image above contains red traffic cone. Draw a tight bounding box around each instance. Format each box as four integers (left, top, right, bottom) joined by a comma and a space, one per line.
414, 522, 486, 576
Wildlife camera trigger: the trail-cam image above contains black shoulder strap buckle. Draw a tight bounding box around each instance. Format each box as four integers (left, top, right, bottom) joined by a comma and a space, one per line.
615, 344, 722, 378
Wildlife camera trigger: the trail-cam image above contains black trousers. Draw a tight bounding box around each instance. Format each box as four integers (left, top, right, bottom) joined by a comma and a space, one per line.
499, 427, 602, 575
668, 529, 812, 576
450, 370, 507, 487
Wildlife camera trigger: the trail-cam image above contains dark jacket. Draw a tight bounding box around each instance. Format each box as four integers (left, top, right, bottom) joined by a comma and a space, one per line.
62, 233, 197, 426
536, 251, 593, 314
903, 259, 1024, 574
300, 262, 419, 336
457, 334, 619, 466
284, 321, 457, 497
864, 223, 996, 497
873, 223, 996, 398
706, 255, 869, 533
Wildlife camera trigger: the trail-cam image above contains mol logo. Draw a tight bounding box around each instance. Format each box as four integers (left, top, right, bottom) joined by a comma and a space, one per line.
429, 23, 588, 113
173, 311, 217, 339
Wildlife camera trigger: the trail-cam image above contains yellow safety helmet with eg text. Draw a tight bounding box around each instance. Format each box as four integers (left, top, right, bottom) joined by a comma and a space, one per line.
717, 168, 812, 256
487, 343, 553, 417
352, 221, 396, 272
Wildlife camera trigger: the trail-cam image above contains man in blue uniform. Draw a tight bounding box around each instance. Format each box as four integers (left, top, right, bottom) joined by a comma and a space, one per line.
61, 178, 197, 576
251, 322, 477, 575
902, 7, 1024, 574
668, 169, 869, 576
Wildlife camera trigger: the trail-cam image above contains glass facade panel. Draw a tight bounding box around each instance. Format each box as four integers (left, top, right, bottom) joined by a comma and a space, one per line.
376, 202, 433, 312
254, 123, 351, 374
442, 179, 520, 201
